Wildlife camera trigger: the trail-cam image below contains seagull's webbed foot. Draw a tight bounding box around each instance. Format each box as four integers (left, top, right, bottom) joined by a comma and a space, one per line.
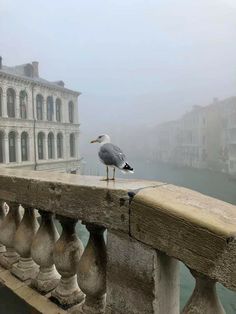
100, 178, 110, 181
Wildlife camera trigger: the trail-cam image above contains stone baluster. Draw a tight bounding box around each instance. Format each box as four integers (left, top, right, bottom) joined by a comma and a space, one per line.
0, 200, 7, 253
12, 206, 39, 280
31, 210, 60, 293
0, 202, 22, 269
52, 216, 84, 306
182, 269, 225, 314
77, 224, 107, 314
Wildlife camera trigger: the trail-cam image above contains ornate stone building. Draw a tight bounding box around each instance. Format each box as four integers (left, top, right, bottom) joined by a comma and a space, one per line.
0, 57, 80, 173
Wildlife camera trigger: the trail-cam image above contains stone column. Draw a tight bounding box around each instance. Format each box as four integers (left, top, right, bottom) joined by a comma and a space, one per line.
53, 96, 56, 122
31, 211, 60, 293
105, 230, 179, 314
76, 223, 107, 314
0, 200, 7, 253
4, 136, 9, 164
182, 269, 225, 314
45, 135, 48, 160
42, 97, 46, 121
0, 202, 22, 269
52, 216, 84, 306
15, 90, 20, 119
12, 206, 39, 281
1, 89, 7, 118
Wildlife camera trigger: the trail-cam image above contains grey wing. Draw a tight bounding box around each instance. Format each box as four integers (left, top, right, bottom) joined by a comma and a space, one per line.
99, 143, 126, 168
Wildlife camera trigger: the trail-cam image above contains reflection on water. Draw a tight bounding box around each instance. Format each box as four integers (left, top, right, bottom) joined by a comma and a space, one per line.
2, 158, 236, 313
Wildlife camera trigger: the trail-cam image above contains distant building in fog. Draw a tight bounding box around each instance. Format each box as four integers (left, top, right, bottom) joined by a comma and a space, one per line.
154, 96, 236, 177
0, 57, 81, 173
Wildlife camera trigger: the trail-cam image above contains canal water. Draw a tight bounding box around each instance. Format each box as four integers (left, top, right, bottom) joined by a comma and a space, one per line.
1, 159, 236, 313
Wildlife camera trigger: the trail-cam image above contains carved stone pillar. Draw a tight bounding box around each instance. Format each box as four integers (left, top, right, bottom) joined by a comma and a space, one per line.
0, 202, 21, 269
4, 136, 9, 164
52, 216, 84, 306
0, 200, 7, 253
15, 90, 20, 119
182, 269, 225, 314
77, 224, 107, 314
12, 206, 39, 280
1, 90, 7, 118
31, 211, 60, 293
45, 136, 48, 160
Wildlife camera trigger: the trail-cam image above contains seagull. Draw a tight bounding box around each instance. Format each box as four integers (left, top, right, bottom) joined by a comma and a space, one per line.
90, 134, 134, 181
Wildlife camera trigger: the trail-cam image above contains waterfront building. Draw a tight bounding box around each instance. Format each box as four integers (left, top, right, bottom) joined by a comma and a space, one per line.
220, 96, 236, 175
0, 57, 80, 173
153, 96, 236, 177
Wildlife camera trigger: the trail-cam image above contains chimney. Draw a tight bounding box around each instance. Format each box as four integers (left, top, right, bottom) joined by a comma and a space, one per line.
32, 61, 39, 77
0, 56, 2, 70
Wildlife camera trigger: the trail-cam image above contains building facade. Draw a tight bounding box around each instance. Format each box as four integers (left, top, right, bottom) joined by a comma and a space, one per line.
153, 97, 236, 177
0, 58, 80, 173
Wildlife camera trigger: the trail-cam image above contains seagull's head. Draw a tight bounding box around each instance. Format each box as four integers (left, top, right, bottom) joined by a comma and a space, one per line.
90, 134, 111, 144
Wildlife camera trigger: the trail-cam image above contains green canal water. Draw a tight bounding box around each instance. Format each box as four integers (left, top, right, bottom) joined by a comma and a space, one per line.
1, 159, 236, 313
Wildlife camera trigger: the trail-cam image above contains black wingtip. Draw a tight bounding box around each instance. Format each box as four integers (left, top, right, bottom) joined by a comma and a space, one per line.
123, 163, 134, 171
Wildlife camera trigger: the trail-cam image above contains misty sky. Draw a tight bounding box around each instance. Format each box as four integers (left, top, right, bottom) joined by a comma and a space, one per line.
1, 0, 236, 150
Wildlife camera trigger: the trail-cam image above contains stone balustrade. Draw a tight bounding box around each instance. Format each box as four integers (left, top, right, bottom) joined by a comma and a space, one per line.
0, 168, 235, 313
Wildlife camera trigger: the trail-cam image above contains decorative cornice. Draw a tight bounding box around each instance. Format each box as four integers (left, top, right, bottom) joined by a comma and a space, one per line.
0, 70, 81, 97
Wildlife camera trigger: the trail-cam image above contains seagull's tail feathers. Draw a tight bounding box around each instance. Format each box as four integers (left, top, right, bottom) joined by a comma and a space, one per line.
121, 162, 134, 174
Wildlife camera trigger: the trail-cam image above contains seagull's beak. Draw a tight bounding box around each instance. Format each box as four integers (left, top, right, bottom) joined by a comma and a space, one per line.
90, 139, 98, 143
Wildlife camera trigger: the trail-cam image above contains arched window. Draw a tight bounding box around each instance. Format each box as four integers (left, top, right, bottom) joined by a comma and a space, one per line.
9, 131, 16, 162
38, 132, 45, 160
57, 133, 63, 158
0, 88, 2, 117
36, 94, 43, 120
21, 132, 28, 161
7, 88, 15, 118
56, 98, 62, 122
0, 131, 4, 163
20, 90, 27, 119
48, 132, 54, 159
47, 96, 54, 121
70, 133, 75, 157
68, 101, 74, 123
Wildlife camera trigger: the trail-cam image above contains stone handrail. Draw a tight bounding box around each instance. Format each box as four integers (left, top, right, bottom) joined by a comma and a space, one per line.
0, 168, 235, 313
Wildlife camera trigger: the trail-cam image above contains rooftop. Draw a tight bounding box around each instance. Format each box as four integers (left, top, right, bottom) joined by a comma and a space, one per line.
0, 57, 80, 96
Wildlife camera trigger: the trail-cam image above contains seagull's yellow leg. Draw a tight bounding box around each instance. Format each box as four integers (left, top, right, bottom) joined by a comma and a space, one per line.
100, 166, 109, 181
111, 167, 116, 180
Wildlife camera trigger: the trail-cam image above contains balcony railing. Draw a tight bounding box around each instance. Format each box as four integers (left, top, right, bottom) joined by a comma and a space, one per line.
0, 168, 235, 313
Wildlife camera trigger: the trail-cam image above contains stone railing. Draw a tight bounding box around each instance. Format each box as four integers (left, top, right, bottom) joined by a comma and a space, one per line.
0, 168, 235, 314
